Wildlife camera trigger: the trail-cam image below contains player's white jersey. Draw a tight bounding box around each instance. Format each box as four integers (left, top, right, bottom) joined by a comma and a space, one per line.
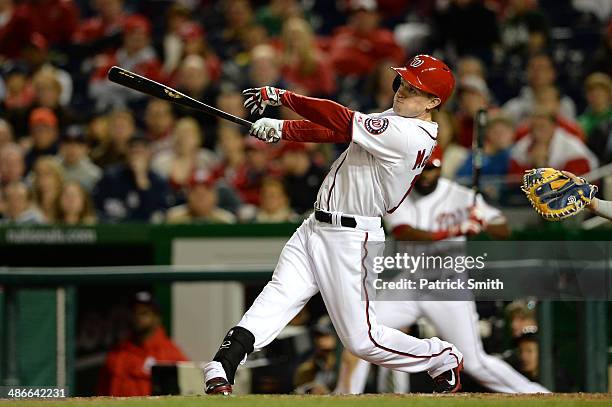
315, 109, 437, 217
385, 178, 504, 238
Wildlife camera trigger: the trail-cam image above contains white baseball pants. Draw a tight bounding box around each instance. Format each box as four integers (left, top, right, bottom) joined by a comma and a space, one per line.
335, 300, 550, 393
237, 214, 462, 378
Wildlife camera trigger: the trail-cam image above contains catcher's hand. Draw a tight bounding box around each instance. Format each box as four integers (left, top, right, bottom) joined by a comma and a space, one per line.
521, 168, 598, 221
243, 86, 285, 115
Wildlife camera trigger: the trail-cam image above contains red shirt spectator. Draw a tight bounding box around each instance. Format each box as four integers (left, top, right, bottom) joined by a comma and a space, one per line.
22, 0, 78, 45
515, 115, 586, 142
0, 1, 32, 59
279, 17, 336, 96
509, 109, 598, 176
89, 15, 164, 110
328, 1, 405, 76
97, 292, 189, 397
72, 0, 127, 43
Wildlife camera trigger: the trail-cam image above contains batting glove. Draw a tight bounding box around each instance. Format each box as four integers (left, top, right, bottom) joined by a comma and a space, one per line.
250, 118, 283, 143
449, 219, 483, 237
243, 86, 285, 115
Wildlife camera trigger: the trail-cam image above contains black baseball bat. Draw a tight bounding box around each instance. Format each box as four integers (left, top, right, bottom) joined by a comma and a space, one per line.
107, 66, 253, 128
472, 108, 487, 205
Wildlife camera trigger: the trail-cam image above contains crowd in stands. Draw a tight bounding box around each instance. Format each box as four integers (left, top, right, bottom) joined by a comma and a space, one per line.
0, 0, 610, 224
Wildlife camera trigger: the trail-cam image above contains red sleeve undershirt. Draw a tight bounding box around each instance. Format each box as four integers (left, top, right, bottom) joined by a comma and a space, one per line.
281, 91, 354, 143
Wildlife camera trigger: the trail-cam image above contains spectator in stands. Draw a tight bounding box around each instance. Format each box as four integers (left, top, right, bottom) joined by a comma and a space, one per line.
93, 134, 170, 222
503, 53, 577, 124
431, 0, 499, 63
72, 0, 126, 44
0, 0, 31, 59
89, 15, 163, 110
57, 180, 97, 225
97, 291, 188, 396
22, 0, 78, 46
58, 125, 102, 192
280, 142, 326, 215
172, 55, 219, 149
212, 125, 264, 206
24, 107, 60, 172
294, 317, 337, 395
248, 44, 284, 90
457, 115, 514, 179
578, 72, 612, 139
328, 0, 404, 77
509, 107, 598, 176
255, 177, 297, 223
22, 33, 73, 106
500, 0, 550, 57
91, 109, 136, 168
0, 143, 25, 187
506, 299, 538, 339
31, 156, 64, 222
165, 168, 236, 224
280, 17, 335, 97
31, 67, 74, 129
255, 0, 303, 37
210, 0, 254, 60
456, 56, 486, 80
0, 119, 14, 151
455, 75, 494, 148
152, 117, 218, 197
515, 85, 586, 141
0, 181, 45, 224
144, 99, 175, 156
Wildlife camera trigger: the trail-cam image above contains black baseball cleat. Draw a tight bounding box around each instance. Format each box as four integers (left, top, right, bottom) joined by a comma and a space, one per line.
433, 359, 463, 393
205, 377, 232, 395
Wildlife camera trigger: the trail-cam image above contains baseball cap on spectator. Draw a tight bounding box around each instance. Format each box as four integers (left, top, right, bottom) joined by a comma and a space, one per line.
61, 125, 86, 144
425, 144, 442, 168
458, 75, 490, 101
350, 0, 377, 11
1, 61, 30, 78
188, 168, 214, 189
123, 15, 152, 35
584, 72, 612, 96
130, 291, 160, 314
29, 107, 58, 127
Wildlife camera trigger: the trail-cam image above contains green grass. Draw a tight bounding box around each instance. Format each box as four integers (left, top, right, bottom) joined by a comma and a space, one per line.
3, 394, 611, 407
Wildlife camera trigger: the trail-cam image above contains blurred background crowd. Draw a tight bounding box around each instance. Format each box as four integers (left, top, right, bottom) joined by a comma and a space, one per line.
0, 0, 610, 225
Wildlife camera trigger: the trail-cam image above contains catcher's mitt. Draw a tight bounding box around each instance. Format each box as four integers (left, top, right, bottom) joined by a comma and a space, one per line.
521, 168, 598, 221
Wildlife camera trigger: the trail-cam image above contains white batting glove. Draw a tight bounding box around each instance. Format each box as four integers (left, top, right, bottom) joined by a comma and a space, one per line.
250, 118, 283, 143
243, 86, 285, 115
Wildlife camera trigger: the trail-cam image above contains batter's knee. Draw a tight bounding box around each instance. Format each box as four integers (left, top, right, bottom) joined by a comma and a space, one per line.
342, 337, 380, 361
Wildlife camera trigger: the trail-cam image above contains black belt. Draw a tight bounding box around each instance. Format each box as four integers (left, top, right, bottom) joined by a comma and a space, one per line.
314, 210, 357, 228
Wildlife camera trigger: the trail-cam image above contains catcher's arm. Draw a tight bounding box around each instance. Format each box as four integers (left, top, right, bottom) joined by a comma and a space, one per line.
563, 171, 612, 221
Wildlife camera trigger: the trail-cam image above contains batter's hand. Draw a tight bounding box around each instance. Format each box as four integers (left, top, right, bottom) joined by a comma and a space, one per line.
250, 118, 283, 143
243, 86, 285, 115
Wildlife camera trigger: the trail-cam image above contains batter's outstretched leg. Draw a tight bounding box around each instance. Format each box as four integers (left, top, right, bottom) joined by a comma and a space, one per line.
203, 221, 318, 395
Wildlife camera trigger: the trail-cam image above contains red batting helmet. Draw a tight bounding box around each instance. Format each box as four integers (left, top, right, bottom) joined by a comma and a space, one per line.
392, 55, 455, 106
426, 144, 443, 168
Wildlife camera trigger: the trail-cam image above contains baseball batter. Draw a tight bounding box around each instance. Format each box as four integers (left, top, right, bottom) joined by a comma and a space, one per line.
203, 55, 464, 395
335, 147, 550, 394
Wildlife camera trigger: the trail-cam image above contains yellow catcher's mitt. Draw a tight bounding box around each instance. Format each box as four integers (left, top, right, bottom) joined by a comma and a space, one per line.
521, 168, 598, 221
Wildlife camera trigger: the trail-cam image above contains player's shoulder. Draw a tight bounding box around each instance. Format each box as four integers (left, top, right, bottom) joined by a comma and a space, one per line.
357, 110, 437, 138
